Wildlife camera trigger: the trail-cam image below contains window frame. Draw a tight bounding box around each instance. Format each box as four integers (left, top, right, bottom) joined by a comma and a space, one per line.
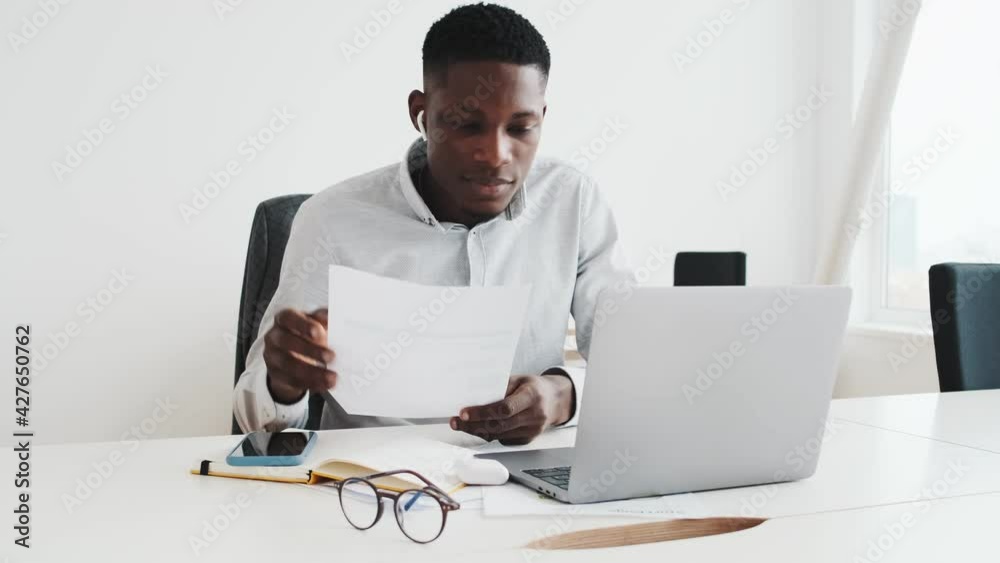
850, 0, 929, 328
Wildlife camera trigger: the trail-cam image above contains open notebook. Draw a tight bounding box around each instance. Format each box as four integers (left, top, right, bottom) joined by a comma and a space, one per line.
191, 437, 473, 494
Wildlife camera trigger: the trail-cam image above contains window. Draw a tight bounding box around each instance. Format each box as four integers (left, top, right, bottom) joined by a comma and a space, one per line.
860, 0, 1000, 322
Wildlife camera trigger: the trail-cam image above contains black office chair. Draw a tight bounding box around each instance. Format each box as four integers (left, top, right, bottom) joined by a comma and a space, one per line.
232, 194, 325, 433
929, 262, 1000, 392
674, 252, 747, 286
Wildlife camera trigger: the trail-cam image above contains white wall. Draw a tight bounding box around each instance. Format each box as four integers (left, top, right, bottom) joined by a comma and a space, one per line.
2, 0, 925, 445
836, 328, 938, 398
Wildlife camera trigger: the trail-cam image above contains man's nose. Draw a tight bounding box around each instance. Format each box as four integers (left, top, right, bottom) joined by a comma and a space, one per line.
473, 130, 512, 169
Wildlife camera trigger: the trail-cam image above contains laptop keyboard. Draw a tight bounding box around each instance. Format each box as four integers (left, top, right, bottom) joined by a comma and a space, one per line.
524, 466, 572, 490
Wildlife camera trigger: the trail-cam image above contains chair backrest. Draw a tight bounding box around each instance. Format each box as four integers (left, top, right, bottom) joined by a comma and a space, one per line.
674, 252, 747, 286
929, 262, 1000, 392
233, 194, 324, 433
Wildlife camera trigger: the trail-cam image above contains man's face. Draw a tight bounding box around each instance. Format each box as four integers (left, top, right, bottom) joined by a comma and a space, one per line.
417, 61, 546, 221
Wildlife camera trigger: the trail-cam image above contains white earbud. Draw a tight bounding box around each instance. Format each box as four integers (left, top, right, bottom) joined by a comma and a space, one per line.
416, 110, 428, 141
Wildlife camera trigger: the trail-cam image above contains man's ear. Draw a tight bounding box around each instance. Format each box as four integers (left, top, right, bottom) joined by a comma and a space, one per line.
407, 89, 426, 134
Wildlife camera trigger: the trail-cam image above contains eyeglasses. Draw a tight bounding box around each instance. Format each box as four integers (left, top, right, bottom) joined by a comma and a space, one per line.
327, 469, 461, 544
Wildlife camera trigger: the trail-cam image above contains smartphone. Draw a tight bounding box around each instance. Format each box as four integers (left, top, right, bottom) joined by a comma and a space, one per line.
225, 430, 317, 466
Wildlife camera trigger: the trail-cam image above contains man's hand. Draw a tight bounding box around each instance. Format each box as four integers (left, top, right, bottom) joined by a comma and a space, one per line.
263, 308, 337, 404
451, 374, 575, 445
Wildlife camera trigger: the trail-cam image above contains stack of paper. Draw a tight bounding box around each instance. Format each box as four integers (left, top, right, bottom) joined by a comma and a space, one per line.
481, 485, 707, 518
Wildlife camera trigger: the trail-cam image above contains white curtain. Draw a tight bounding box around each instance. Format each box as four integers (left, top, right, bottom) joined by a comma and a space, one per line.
814, 0, 924, 285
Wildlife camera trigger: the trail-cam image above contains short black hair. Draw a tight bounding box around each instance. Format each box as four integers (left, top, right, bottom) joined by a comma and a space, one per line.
422, 3, 550, 85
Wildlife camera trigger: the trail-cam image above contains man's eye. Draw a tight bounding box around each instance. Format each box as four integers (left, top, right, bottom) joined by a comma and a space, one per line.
459, 123, 480, 132
508, 126, 534, 135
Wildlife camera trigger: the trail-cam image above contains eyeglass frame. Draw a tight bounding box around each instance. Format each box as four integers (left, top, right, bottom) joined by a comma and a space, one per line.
326, 469, 461, 544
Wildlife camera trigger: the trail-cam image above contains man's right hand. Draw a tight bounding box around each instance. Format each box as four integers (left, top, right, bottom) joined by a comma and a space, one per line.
263, 308, 337, 404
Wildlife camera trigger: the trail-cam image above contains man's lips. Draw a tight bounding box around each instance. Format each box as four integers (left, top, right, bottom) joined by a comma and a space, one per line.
462, 176, 512, 187
462, 176, 514, 197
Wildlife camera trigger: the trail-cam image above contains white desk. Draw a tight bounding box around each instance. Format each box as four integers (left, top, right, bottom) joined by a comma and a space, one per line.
6, 392, 1000, 562
831, 389, 1000, 453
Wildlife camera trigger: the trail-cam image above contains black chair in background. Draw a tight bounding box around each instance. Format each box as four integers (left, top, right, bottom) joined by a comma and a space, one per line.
929, 262, 1000, 392
674, 252, 747, 286
233, 194, 324, 433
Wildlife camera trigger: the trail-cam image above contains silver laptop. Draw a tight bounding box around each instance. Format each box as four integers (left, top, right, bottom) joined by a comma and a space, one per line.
476, 286, 851, 504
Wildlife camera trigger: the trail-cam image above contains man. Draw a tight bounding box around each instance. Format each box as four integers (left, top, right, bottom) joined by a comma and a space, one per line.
233, 3, 631, 445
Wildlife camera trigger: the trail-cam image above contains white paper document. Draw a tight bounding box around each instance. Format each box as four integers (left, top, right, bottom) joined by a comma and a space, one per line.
481, 484, 706, 518
327, 266, 531, 418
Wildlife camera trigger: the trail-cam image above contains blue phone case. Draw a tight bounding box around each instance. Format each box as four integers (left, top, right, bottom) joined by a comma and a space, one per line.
226, 431, 317, 466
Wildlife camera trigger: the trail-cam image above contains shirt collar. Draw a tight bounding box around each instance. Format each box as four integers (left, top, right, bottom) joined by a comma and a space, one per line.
396, 137, 528, 231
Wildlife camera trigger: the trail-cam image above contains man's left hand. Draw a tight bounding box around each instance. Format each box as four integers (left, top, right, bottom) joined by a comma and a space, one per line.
451, 374, 574, 445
